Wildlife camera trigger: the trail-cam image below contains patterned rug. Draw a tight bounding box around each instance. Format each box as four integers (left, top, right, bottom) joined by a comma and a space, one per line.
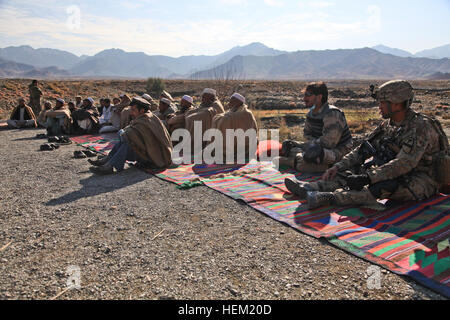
72, 134, 450, 297
71, 133, 119, 154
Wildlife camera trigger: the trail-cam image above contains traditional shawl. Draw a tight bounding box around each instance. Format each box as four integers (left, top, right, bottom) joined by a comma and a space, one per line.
45, 106, 73, 132
123, 112, 173, 168
212, 104, 258, 157
9, 105, 37, 127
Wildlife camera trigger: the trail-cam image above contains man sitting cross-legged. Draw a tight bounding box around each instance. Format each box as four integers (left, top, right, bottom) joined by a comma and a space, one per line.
7, 98, 37, 129
88, 97, 173, 175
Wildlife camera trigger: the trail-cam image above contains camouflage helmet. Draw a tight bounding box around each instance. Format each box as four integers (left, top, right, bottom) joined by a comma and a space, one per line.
374, 80, 414, 106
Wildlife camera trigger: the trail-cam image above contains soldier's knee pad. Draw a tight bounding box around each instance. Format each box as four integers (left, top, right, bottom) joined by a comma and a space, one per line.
369, 180, 399, 198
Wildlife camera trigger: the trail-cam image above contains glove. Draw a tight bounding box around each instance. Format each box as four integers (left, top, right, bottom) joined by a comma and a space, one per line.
346, 174, 370, 191
303, 143, 324, 164
281, 140, 295, 156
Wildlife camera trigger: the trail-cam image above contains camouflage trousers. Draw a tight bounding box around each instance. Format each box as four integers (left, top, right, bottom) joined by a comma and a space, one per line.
306, 171, 440, 206
30, 98, 41, 117
286, 147, 341, 173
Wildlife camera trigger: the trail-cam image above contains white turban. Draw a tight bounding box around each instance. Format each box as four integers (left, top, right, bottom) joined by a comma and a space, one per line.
160, 98, 171, 105
87, 97, 94, 104
202, 88, 216, 96
181, 95, 193, 104
56, 98, 65, 104
231, 93, 245, 104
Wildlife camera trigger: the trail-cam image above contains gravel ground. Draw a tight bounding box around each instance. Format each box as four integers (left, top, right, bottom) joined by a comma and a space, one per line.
0, 128, 446, 300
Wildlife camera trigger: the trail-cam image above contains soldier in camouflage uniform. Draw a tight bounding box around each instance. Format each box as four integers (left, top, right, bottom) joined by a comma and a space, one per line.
275, 82, 353, 173
28, 80, 43, 117
285, 80, 448, 209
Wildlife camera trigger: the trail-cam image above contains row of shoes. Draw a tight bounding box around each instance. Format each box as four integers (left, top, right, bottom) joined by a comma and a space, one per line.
48, 136, 72, 144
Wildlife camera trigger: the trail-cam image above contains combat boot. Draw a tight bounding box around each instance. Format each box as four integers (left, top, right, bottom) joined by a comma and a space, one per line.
284, 177, 314, 199
306, 191, 336, 209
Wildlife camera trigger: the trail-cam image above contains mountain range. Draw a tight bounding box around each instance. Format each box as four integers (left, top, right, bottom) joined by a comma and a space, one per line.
0, 43, 449, 80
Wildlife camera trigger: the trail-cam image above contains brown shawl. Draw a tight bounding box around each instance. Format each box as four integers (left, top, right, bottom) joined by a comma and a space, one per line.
10, 105, 37, 127
123, 112, 173, 168
212, 104, 258, 157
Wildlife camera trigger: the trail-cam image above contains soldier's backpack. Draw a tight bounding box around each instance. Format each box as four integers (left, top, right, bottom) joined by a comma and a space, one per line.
424, 115, 450, 185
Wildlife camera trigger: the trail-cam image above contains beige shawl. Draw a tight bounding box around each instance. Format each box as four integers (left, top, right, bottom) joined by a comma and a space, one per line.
123, 112, 173, 168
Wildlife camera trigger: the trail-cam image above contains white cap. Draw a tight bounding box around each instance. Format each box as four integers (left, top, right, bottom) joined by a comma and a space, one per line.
202, 88, 216, 96
87, 97, 94, 104
142, 94, 153, 101
56, 98, 65, 104
160, 98, 171, 105
231, 93, 245, 104
181, 95, 193, 104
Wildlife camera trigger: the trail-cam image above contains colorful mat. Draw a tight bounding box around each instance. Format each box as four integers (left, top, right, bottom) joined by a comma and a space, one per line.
71, 133, 119, 154
73, 134, 450, 297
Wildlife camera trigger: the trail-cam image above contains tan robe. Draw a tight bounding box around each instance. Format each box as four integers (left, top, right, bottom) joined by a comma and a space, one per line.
45, 107, 73, 132
9, 105, 37, 127
212, 104, 258, 158
110, 95, 132, 129
185, 99, 225, 147
167, 106, 195, 134
123, 112, 173, 169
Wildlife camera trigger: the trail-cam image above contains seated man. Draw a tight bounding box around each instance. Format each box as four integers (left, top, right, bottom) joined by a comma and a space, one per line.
185, 88, 225, 149
37, 101, 53, 128
285, 80, 449, 209
167, 95, 195, 134
75, 96, 83, 108
89, 97, 173, 175
7, 98, 37, 129
71, 97, 100, 134
68, 101, 77, 115
112, 94, 132, 129
45, 98, 72, 136
142, 94, 159, 112
276, 82, 353, 173
212, 93, 258, 160
155, 98, 177, 127
98, 98, 117, 133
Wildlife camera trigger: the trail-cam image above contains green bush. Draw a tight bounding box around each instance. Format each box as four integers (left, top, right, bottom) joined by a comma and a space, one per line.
146, 78, 165, 97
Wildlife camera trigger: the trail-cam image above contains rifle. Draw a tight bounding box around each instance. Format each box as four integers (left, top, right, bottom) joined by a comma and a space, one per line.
358, 139, 399, 170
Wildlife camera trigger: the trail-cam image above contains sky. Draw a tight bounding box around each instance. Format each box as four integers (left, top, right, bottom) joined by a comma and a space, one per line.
0, 0, 449, 57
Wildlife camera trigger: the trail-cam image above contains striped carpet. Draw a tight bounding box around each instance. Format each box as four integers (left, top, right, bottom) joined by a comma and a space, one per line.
72, 134, 450, 297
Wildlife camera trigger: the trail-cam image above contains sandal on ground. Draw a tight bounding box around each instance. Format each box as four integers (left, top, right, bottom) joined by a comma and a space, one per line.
73, 150, 87, 159
83, 150, 97, 157
40, 143, 56, 151
48, 136, 60, 143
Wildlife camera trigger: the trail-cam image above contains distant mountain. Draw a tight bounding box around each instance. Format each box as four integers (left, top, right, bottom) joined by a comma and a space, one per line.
2, 43, 450, 79
210, 42, 286, 67
427, 72, 450, 80
69, 42, 287, 78
0, 57, 69, 78
191, 48, 450, 80
0, 45, 82, 70
372, 45, 413, 58
415, 44, 450, 59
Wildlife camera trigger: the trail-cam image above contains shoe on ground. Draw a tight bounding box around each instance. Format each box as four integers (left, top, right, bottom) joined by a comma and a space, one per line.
73, 150, 87, 159
88, 157, 108, 166
89, 165, 114, 175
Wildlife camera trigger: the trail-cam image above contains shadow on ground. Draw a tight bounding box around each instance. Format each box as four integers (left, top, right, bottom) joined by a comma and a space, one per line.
46, 167, 151, 206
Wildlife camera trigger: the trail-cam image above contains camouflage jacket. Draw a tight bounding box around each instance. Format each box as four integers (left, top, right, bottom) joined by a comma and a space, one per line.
303, 103, 353, 151
335, 109, 443, 184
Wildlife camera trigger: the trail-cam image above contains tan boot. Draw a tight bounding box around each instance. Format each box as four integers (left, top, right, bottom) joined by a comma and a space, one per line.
306, 191, 337, 209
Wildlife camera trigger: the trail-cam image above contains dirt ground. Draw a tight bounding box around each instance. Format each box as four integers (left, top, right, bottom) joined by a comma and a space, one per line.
0, 127, 446, 300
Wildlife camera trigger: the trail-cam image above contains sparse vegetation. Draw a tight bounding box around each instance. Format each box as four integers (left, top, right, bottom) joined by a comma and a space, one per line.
146, 78, 165, 97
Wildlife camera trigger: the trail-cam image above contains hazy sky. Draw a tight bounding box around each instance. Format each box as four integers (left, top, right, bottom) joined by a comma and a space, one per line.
0, 0, 449, 57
